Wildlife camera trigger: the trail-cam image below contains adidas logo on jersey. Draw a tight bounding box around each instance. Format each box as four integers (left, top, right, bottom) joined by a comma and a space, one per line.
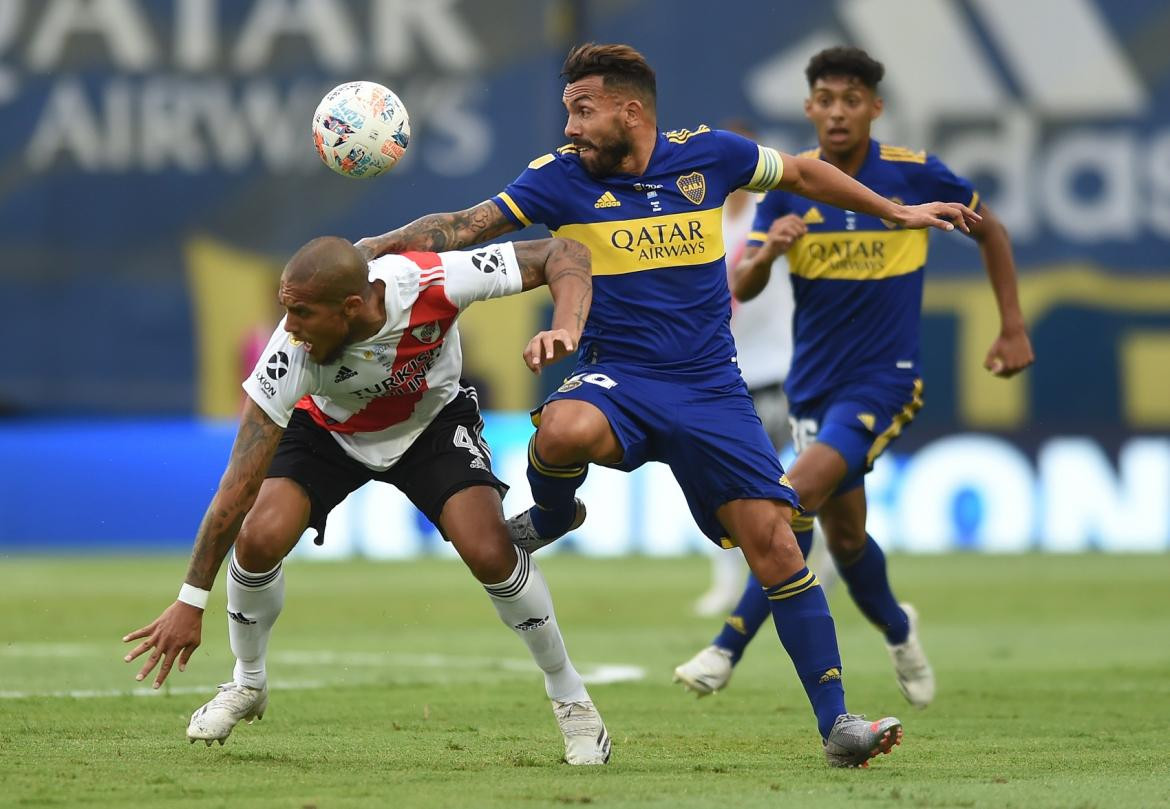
227, 610, 256, 625
594, 191, 621, 209
802, 207, 825, 225
333, 365, 357, 383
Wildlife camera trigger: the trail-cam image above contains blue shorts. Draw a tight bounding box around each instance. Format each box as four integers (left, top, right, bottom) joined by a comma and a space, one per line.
788, 377, 924, 495
538, 363, 799, 546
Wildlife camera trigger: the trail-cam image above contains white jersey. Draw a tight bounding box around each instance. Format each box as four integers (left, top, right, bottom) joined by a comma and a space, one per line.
243, 243, 523, 470
724, 196, 794, 391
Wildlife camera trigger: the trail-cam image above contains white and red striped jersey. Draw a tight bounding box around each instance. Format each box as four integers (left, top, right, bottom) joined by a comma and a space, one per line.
242, 243, 522, 470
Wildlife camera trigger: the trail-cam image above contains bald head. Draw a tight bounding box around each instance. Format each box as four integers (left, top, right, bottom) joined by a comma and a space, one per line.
282, 236, 370, 302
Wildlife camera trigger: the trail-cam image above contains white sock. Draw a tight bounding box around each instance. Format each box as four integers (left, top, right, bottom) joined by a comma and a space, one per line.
483, 550, 589, 703
808, 522, 840, 594
712, 547, 748, 592
226, 552, 285, 690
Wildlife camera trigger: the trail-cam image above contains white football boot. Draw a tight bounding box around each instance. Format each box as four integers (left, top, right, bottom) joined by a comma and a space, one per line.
187, 682, 268, 745
552, 699, 611, 765
887, 603, 935, 708
672, 645, 734, 696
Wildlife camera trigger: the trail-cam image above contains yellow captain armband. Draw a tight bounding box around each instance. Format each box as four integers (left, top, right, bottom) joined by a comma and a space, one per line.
744, 145, 785, 192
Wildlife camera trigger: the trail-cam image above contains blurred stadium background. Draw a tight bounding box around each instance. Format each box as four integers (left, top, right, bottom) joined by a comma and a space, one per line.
2, 0, 1167, 557
3, 2, 1170, 805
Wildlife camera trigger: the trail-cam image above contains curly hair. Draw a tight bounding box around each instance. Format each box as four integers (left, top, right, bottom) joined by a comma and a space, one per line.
562, 43, 657, 108
805, 46, 885, 90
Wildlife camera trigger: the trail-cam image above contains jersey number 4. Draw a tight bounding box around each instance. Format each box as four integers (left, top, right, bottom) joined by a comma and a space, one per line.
453, 425, 490, 471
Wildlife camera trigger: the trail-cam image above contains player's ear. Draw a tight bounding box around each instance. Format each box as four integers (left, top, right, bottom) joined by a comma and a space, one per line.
803, 96, 813, 121
871, 94, 884, 122
623, 97, 643, 128
342, 294, 364, 318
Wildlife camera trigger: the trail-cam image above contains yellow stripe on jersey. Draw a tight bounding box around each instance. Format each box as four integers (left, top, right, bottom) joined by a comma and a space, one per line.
496, 191, 533, 227
866, 379, 924, 466
664, 124, 711, 143
556, 143, 579, 154
879, 145, 927, 164
552, 207, 725, 276
747, 230, 768, 242
787, 229, 928, 281
528, 153, 555, 170
969, 190, 981, 210
797, 147, 821, 159
744, 146, 785, 191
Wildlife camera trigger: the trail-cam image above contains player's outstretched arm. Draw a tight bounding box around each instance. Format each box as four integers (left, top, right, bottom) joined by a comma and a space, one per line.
780, 155, 981, 233
355, 200, 518, 259
966, 203, 1035, 377
730, 214, 807, 302
512, 237, 593, 374
121, 398, 284, 688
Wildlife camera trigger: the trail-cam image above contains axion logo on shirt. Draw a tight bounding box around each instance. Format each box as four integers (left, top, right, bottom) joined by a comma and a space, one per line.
266, 351, 289, 379
471, 245, 506, 274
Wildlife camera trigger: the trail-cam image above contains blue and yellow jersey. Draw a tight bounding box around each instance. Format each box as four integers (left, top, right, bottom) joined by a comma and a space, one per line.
492, 126, 787, 377
748, 139, 978, 406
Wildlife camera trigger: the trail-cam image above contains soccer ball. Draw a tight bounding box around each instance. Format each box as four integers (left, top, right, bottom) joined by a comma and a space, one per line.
312, 81, 410, 179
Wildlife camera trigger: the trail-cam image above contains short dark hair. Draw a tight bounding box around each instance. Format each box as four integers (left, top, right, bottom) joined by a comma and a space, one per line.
805, 46, 884, 90
562, 43, 657, 107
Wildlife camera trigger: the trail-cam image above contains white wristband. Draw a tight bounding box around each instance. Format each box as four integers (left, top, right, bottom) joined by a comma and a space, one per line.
177, 583, 211, 610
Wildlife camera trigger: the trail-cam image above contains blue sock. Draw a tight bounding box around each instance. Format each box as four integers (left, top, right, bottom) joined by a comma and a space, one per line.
838, 534, 910, 644
765, 567, 846, 740
712, 573, 771, 664
792, 512, 816, 558
526, 436, 587, 538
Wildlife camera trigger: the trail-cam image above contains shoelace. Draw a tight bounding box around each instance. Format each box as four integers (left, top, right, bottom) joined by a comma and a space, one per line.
207, 683, 260, 712
554, 702, 599, 736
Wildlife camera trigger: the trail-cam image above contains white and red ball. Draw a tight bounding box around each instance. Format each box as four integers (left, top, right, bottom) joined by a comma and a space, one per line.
312, 81, 410, 179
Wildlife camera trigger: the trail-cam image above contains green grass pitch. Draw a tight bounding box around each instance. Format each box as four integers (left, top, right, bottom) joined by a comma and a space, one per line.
2, 553, 1168, 808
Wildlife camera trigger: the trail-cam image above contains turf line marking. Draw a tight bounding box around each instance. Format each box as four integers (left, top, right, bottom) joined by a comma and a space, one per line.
0, 645, 645, 698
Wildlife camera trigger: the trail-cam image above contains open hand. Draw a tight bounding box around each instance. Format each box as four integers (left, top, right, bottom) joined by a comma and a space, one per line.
895, 202, 982, 233
524, 329, 576, 374
122, 601, 204, 689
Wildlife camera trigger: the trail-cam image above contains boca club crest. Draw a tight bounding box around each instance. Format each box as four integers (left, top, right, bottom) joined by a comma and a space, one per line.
676, 172, 706, 205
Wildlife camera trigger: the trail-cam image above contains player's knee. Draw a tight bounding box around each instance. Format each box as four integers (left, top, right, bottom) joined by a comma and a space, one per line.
234, 522, 291, 572
823, 521, 867, 562
740, 513, 805, 585
533, 415, 596, 466
454, 530, 517, 584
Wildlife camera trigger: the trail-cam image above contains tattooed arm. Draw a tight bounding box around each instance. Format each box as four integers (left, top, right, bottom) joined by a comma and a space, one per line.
122, 398, 284, 687
512, 238, 593, 374
184, 399, 284, 588
355, 200, 519, 259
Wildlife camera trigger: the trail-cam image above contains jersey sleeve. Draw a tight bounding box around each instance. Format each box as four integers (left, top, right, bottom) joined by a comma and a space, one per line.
713, 129, 786, 192
746, 191, 793, 246
439, 242, 524, 309
241, 324, 310, 428
491, 154, 567, 229
916, 154, 979, 210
